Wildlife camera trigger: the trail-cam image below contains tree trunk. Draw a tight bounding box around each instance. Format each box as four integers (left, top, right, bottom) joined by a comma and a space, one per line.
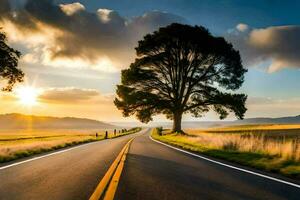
172, 112, 182, 133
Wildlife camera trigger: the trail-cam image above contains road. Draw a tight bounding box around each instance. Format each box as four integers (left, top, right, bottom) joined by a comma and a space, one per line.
116, 130, 300, 200
1, 129, 300, 200
0, 131, 142, 200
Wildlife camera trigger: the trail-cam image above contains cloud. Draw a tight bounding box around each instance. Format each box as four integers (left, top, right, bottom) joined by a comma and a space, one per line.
236, 23, 248, 32
0, 0, 186, 72
97, 8, 114, 23
0, 0, 10, 13
245, 96, 300, 118
246, 96, 300, 109
246, 97, 275, 105
60, 2, 85, 16
227, 24, 300, 72
39, 87, 100, 103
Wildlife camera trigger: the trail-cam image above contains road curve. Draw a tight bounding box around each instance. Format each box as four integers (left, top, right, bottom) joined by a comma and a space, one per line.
0, 130, 143, 200
1, 129, 300, 200
115, 130, 300, 200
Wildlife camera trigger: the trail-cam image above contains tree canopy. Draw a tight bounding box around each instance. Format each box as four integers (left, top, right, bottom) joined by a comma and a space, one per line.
114, 23, 247, 132
0, 30, 24, 91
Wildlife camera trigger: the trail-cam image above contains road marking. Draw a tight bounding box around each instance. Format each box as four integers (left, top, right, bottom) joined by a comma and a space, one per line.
103, 142, 130, 200
0, 131, 144, 171
89, 138, 133, 200
149, 134, 300, 189
0, 142, 95, 170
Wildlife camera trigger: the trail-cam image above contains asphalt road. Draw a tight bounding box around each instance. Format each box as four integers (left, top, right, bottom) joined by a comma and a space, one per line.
0, 131, 143, 200
115, 130, 300, 200
1, 129, 300, 200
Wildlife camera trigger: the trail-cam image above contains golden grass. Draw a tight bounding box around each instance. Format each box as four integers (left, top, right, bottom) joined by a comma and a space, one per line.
152, 125, 300, 178
188, 124, 300, 138
0, 135, 96, 157
183, 125, 300, 161
206, 124, 300, 131
0, 128, 141, 163
186, 132, 300, 161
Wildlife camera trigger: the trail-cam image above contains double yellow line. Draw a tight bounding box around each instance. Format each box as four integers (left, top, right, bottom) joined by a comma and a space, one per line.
89, 138, 134, 200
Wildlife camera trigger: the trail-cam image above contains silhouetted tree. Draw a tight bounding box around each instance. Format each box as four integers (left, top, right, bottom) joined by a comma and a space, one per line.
115, 23, 247, 133
0, 30, 24, 91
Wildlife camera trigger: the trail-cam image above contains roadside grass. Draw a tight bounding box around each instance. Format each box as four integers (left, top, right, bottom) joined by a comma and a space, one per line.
151, 127, 300, 179
0, 127, 141, 163
189, 124, 300, 139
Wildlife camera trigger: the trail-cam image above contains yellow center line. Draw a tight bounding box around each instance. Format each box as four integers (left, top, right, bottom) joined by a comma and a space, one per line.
103, 144, 129, 200
89, 138, 134, 200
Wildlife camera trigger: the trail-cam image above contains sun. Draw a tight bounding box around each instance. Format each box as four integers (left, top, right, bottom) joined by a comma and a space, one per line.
16, 86, 40, 106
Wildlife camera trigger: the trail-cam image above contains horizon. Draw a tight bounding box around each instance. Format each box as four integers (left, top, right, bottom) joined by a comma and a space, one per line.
1, 112, 300, 124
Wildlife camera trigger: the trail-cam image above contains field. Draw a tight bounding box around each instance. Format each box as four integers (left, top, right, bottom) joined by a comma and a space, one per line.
152, 124, 300, 179
0, 128, 141, 163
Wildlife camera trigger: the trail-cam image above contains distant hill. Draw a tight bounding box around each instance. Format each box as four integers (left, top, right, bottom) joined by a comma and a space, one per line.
122, 115, 300, 129
233, 115, 300, 125
184, 115, 300, 128
4, 113, 299, 130
0, 113, 115, 129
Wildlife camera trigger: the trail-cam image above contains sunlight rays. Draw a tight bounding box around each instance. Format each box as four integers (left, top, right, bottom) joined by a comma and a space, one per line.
16, 86, 41, 107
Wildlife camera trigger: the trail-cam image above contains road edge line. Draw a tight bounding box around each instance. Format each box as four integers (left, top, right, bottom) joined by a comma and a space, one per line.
149, 134, 300, 189
89, 138, 134, 200
0, 142, 94, 170
0, 130, 144, 171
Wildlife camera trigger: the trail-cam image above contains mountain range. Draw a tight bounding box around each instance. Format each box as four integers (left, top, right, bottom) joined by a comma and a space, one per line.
0, 113, 115, 129
183, 115, 300, 128
114, 115, 300, 128
1, 113, 300, 130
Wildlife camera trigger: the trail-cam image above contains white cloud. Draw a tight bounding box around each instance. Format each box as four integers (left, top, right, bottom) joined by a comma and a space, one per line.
97, 9, 113, 23
236, 23, 248, 32
0, 0, 186, 72
39, 87, 100, 103
227, 25, 300, 72
60, 2, 85, 16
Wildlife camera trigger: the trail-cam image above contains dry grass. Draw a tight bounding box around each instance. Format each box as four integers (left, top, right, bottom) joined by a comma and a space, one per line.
205, 124, 300, 131
0, 135, 97, 158
0, 128, 141, 163
152, 125, 300, 178
184, 125, 300, 161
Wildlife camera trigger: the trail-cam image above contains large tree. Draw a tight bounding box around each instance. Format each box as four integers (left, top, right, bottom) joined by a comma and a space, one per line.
115, 23, 247, 132
0, 30, 24, 91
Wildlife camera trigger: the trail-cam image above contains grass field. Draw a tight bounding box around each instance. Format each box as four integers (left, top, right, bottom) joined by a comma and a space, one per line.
0, 127, 141, 163
152, 125, 300, 179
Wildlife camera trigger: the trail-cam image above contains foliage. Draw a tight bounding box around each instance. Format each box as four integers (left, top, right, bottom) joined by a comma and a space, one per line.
0, 30, 24, 91
115, 23, 247, 132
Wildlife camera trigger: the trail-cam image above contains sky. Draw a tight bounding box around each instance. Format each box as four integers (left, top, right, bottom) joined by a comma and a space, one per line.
0, 0, 300, 123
